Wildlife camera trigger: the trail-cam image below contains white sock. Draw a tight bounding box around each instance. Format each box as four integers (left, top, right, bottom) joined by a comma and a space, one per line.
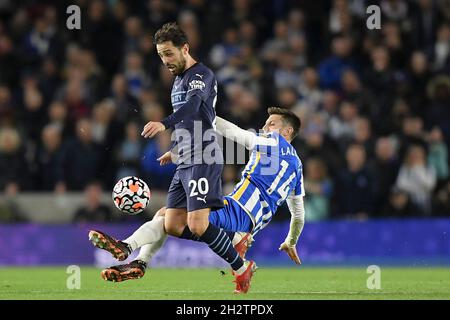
235, 264, 247, 275
136, 233, 168, 264
123, 215, 165, 251
231, 232, 243, 246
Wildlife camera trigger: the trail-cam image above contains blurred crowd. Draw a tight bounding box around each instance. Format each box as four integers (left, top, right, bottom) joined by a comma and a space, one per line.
0, 0, 449, 222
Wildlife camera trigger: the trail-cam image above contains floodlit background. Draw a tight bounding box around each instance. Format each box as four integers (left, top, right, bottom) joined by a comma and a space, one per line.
0, 0, 449, 268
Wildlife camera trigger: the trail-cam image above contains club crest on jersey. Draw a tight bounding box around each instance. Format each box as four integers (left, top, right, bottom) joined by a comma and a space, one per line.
189, 79, 205, 91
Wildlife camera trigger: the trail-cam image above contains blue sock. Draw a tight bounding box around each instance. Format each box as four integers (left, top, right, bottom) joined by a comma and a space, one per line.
180, 226, 200, 241
225, 230, 235, 241
198, 223, 243, 271
180, 226, 235, 242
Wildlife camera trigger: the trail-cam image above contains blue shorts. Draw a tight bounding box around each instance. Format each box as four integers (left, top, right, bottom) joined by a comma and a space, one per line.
208, 196, 254, 233
166, 163, 224, 212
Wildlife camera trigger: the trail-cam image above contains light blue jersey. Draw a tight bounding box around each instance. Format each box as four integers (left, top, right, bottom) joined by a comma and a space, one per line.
226, 132, 304, 234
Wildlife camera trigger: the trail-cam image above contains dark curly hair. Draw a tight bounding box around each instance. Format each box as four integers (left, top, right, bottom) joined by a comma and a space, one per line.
153, 22, 188, 48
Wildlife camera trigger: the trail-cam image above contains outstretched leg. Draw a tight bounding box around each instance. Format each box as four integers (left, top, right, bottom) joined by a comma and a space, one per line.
98, 208, 168, 282
89, 206, 254, 290
122, 208, 166, 251
88, 207, 167, 261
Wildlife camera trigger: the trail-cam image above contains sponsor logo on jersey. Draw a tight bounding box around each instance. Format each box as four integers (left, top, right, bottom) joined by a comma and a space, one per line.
189, 80, 206, 91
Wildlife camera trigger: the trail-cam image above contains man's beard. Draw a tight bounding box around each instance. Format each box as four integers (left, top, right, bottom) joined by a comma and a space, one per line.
170, 56, 187, 76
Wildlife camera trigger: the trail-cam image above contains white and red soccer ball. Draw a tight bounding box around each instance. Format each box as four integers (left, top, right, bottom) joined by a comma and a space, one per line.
112, 176, 151, 215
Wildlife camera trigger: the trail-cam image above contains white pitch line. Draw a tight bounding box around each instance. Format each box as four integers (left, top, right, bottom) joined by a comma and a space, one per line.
1, 290, 449, 295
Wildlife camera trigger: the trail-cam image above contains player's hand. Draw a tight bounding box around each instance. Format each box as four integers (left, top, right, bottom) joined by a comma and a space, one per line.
157, 151, 173, 165
141, 121, 166, 138
279, 242, 301, 265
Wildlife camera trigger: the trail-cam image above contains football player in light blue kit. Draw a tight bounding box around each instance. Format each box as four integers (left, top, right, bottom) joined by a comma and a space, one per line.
89, 108, 305, 291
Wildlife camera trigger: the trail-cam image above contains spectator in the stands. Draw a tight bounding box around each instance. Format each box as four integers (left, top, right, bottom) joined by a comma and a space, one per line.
72, 181, 115, 223
110, 73, 139, 122
432, 179, 450, 217
0, 85, 13, 122
304, 158, 333, 221
352, 117, 374, 157
430, 23, 450, 72
116, 121, 143, 180
398, 115, 427, 159
261, 20, 289, 63
395, 144, 437, 215
0, 181, 28, 223
426, 127, 448, 185
209, 26, 240, 69
35, 124, 63, 190
406, 51, 431, 118
371, 136, 401, 213
365, 46, 396, 122
0, 127, 29, 192
381, 186, 420, 217
47, 100, 73, 139
329, 101, 359, 150
56, 118, 101, 192
426, 75, 450, 142
334, 143, 374, 219
17, 72, 46, 144
297, 67, 323, 113
123, 51, 151, 99
319, 35, 358, 90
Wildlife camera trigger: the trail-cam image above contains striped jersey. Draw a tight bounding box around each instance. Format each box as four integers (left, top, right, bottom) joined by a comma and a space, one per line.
229, 132, 304, 234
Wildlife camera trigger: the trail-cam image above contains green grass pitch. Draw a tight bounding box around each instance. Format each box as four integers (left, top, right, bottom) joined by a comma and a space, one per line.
0, 267, 449, 300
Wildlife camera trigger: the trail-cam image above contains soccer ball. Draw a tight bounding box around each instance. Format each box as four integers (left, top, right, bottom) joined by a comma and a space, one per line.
112, 176, 151, 215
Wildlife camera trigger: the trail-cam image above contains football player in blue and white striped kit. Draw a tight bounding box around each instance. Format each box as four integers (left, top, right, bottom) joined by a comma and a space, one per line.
211, 107, 305, 241
89, 108, 306, 293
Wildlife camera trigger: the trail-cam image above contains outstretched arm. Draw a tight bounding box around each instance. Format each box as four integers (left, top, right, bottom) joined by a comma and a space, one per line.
141, 95, 203, 138
215, 116, 277, 150
279, 194, 305, 265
